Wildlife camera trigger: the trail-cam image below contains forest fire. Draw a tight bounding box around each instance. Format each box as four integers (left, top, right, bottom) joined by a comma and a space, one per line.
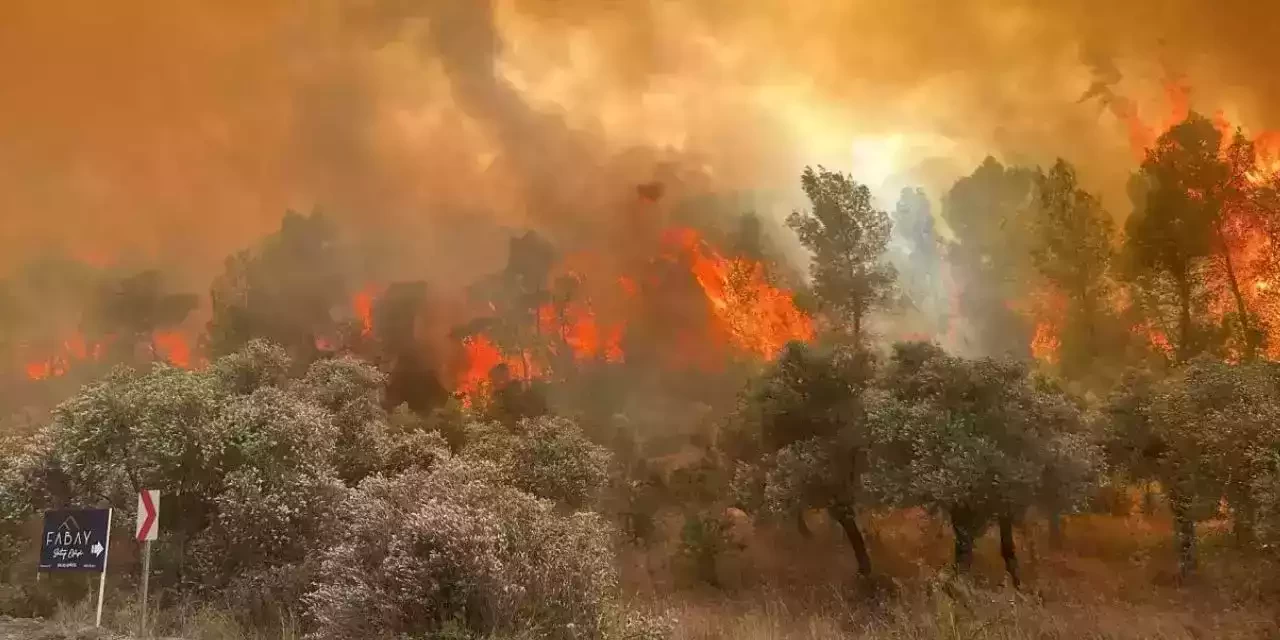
153, 331, 193, 368
451, 225, 814, 403
1025, 290, 1066, 365
661, 227, 814, 360
21, 333, 103, 381
353, 286, 377, 338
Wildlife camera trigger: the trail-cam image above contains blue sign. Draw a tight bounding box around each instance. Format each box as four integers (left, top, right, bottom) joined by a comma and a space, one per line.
39, 508, 112, 572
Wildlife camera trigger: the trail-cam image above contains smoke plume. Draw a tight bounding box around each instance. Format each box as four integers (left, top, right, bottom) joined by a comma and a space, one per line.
2, 0, 1279, 288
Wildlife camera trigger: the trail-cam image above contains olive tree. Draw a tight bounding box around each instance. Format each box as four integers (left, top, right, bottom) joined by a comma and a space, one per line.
1105, 359, 1280, 574
867, 342, 1099, 586
727, 341, 878, 576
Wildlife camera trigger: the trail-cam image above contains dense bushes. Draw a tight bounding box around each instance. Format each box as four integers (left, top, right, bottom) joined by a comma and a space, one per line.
0, 339, 651, 638
461, 416, 611, 508
307, 461, 618, 639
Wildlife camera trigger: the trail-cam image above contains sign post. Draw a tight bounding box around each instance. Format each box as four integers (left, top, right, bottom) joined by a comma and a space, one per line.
39, 508, 112, 627
135, 490, 159, 637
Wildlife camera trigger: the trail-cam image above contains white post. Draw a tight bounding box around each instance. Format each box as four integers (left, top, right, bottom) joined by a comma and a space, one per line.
96, 508, 112, 628
140, 540, 151, 637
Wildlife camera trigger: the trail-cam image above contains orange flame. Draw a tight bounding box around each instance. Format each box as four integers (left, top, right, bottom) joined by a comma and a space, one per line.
21, 332, 106, 380
662, 227, 814, 360
453, 226, 814, 402
353, 285, 376, 337
153, 331, 192, 368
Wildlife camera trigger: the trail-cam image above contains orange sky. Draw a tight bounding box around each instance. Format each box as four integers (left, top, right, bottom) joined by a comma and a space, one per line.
2, 0, 1279, 287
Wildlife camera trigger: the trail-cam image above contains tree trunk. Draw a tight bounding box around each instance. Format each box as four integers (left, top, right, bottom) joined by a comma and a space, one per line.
1215, 221, 1255, 360
1233, 494, 1257, 550
1047, 509, 1063, 549
796, 509, 813, 538
998, 515, 1021, 588
830, 505, 872, 577
950, 507, 981, 573
1170, 497, 1197, 578
1175, 272, 1194, 363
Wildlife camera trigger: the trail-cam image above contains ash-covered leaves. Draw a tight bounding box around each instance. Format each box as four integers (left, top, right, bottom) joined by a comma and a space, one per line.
306, 460, 619, 640
462, 415, 611, 509
866, 345, 1101, 524
1, 339, 655, 639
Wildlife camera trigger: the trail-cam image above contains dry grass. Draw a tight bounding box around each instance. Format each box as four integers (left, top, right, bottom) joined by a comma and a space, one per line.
620, 507, 1280, 640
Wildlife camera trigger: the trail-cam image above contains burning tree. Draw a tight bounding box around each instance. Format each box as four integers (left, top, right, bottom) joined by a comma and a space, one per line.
1124, 113, 1266, 362
207, 211, 355, 361
1029, 159, 1125, 384
787, 166, 896, 344
90, 269, 198, 367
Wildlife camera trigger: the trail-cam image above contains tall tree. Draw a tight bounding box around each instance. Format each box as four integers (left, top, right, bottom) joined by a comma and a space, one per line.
207, 211, 351, 360
943, 158, 1038, 357
893, 187, 944, 331
1125, 113, 1257, 361
1031, 159, 1121, 382
786, 167, 896, 344
373, 281, 448, 413
91, 270, 198, 364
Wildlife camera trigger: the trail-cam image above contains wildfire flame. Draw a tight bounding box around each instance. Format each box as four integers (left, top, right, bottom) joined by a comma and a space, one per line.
21, 332, 104, 381
662, 227, 814, 360
153, 331, 192, 368
452, 225, 814, 403
353, 284, 379, 338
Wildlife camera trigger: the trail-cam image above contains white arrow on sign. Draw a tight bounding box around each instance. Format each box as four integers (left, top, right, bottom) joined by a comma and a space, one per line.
135, 490, 159, 542
90, 542, 104, 557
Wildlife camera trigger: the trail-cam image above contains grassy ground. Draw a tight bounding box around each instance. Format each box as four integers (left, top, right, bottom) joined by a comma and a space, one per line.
618, 507, 1280, 640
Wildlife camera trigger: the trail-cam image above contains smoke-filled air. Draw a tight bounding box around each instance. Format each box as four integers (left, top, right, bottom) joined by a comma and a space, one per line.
3, 1, 1280, 638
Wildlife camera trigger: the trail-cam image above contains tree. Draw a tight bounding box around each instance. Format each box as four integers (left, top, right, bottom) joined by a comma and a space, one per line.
297, 356, 393, 485
372, 281, 449, 413
787, 167, 896, 343
1030, 159, 1123, 383
943, 158, 1038, 357
207, 211, 352, 360
867, 342, 1099, 586
893, 187, 944, 332
729, 341, 878, 576
1124, 113, 1256, 362
90, 269, 198, 365
1105, 359, 1280, 574
14, 340, 417, 616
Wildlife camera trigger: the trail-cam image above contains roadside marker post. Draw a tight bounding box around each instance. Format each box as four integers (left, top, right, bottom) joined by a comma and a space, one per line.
135, 490, 159, 636
96, 508, 111, 628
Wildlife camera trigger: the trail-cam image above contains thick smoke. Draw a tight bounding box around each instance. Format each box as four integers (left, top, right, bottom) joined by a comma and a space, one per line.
2, 0, 1279, 289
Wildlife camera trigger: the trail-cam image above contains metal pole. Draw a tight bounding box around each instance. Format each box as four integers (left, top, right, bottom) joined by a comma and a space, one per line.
96, 508, 112, 628
140, 540, 151, 637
